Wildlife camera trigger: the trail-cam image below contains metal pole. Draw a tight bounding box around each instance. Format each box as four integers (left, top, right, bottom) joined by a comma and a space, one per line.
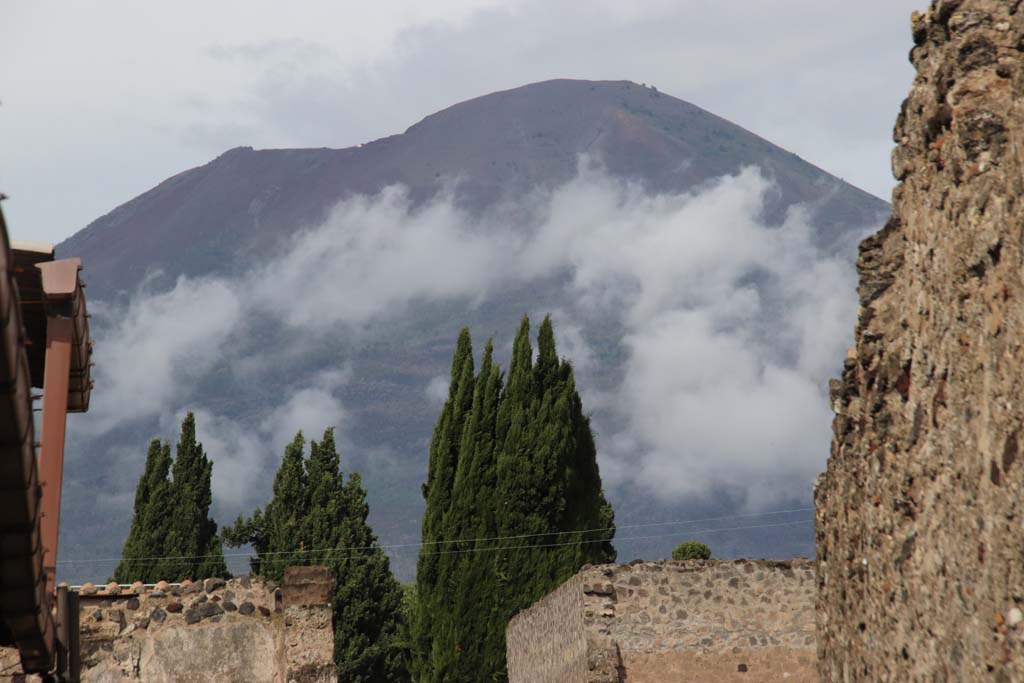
38, 317, 72, 597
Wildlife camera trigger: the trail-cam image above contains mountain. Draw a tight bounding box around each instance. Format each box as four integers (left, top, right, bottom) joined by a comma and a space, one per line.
55, 79, 889, 583
62, 79, 883, 296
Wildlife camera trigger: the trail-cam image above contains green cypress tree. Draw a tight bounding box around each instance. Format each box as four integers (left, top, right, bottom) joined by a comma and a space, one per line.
227, 429, 409, 682
495, 316, 615, 602
114, 439, 173, 583
432, 341, 506, 682
140, 442, 176, 580
224, 432, 309, 579
156, 413, 229, 580
413, 328, 474, 681
418, 316, 616, 682
331, 457, 408, 681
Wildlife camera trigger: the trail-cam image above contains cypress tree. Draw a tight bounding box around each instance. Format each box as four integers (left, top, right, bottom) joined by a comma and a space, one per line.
116, 413, 230, 583
416, 316, 616, 682
114, 439, 173, 583
224, 432, 309, 580
496, 316, 615, 597
331, 460, 408, 681
141, 442, 176, 579
413, 328, 474, 681
226, 429, 409, 682
156, 413, 229, 581
432, 341, 505, 682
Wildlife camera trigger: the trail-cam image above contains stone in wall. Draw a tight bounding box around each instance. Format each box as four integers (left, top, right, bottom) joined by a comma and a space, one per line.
506, 572, 588, 683
507, 559, 816, 683
0, 647, 40, 683
815, 1, 1024, 680
282, 566, 336, 683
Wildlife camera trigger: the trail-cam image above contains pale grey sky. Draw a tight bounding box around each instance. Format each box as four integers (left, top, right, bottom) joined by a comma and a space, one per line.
1, 0, 924, 245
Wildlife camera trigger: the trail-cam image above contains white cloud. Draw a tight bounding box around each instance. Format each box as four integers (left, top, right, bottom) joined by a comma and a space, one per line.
261, 370, 349, 452
84, 276, 242, 434
620, 310, 833, 506
187, 409, 272, 509
252, 186, 519, 330
157, 369, 349, 511
543, 310, 594, 374
518, 166, 858, 505
425, 376, 450, 404
79, 161, 868, 511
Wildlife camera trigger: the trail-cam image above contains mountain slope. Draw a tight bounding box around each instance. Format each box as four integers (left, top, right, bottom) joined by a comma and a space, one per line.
60, 79, 885, 296
55, 79, 890, 582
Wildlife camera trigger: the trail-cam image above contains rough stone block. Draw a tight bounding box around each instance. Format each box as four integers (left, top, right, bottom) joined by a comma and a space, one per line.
282, 566, 333, 607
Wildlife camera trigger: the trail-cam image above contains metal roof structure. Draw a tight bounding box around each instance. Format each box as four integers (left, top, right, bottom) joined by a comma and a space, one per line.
0, 205, 93, 677
11, 240, 55, 391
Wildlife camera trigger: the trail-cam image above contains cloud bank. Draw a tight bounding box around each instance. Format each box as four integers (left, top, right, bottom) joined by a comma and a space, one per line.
79, 161, 868, 519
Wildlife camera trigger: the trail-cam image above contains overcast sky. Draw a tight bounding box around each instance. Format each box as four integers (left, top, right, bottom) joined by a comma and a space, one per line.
1, 0, 923, 246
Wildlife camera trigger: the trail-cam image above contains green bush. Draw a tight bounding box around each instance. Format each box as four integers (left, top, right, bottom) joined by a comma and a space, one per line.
672, 541, 712, 561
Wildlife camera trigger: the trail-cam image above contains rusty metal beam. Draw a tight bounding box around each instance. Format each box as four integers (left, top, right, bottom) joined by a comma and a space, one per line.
39, 316, 72, 597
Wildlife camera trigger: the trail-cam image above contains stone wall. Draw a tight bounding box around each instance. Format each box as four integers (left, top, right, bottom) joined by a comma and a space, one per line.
507, 559, 816, 683
0, 567, 335, 683
815, 1, 1024, 680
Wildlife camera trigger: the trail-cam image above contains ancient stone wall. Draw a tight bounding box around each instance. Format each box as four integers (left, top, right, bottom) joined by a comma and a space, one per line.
0, 568, 335, 683
507, 559, 816, 683
815, 1, 1024, 680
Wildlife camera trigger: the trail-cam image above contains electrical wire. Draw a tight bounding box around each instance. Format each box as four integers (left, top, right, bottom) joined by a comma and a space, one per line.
57, 511, 813, 567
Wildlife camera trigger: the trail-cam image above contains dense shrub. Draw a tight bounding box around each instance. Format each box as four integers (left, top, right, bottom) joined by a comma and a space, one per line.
672, 541, 712, 561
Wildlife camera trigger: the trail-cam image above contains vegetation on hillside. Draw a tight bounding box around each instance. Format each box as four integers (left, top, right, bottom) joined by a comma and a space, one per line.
114, 413, 228, 583
413, 316, 616, 682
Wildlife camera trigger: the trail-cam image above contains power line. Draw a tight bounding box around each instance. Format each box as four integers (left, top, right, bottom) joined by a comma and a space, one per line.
399, 519, 813, 560
57, 510, 813, 567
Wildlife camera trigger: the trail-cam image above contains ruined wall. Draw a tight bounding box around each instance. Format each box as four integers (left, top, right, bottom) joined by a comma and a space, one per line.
0, 568, 335, 683
815, 1, 1024, 680
507, 559, 816, 683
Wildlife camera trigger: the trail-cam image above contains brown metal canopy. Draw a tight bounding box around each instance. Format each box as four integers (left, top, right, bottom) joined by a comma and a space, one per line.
12, 243, 92, 412
0, 206, 94, 676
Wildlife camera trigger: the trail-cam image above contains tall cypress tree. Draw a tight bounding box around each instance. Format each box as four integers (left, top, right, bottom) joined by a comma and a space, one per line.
114, 439, 173, 583
156, 413, 229, 581
432, 340, 505, 681
226, 429, 409, 683
224, 432, 309, 580
116, 413, 228, 583
413, 328, 474, 681
415, 316, 616, 682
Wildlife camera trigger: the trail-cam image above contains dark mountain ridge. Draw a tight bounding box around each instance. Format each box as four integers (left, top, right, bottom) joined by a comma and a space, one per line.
61, 79, 885, 297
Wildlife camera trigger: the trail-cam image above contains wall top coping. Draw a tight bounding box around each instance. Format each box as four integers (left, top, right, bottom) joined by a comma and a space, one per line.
509, 558, 815, 627
578, 557, 815, 575
64, 575, 273, 600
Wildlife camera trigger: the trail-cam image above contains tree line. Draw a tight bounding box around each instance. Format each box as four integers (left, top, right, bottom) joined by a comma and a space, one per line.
115, 315, 615, 681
